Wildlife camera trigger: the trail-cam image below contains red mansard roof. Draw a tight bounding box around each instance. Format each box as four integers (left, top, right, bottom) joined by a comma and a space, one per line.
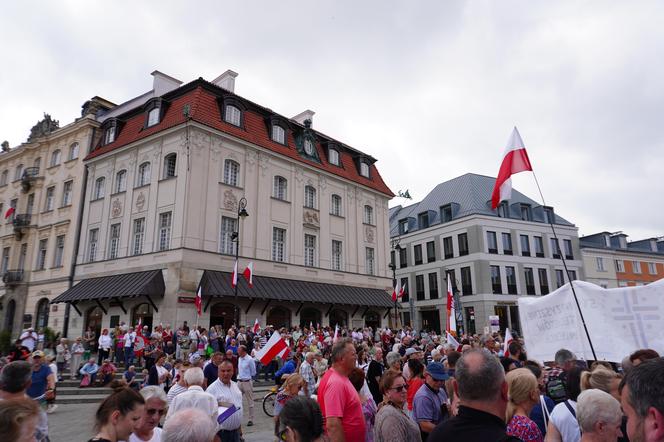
87, 81, 394, 197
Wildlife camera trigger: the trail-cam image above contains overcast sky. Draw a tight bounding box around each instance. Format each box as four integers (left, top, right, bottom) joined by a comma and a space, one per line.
1, 1, 662, 240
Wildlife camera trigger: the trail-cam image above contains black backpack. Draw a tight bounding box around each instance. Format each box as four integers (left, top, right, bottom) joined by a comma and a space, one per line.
546, 372, 569, 404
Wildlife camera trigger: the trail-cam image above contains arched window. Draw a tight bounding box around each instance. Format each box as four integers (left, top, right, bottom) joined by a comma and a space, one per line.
94, 177, 105, 199
272, 125, 285, 144
267, 306, 291, 329
163, 153, 177, 178
137, 162, 151, 187
223, 159, 240, 186
0, 170, 7, 186
14, 164, 24, 181
364, 205, 374, 225
115, 170, 127, 193
68, 142, 79, 160
104, 121, 117, 145
224, 105, 241, 126
50, 149, 61, 167
273, 176, 287, 200
331, 194, 342, 216
304, 185, 316, 209
329, 309, 348, 328
33, 157, 41, 172
35, 298, 50, 329
299, 308, 322, 328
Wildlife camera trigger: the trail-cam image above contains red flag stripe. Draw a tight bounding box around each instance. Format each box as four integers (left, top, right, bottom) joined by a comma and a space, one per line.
491, 148, 532, 209
259, 339, 287, 365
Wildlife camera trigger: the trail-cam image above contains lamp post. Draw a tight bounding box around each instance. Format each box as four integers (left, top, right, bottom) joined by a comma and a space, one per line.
231, 197, 249, 327
388, 238, 402, 328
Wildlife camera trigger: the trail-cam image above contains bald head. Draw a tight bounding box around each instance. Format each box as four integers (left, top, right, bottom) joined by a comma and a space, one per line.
456, 349, 505, 402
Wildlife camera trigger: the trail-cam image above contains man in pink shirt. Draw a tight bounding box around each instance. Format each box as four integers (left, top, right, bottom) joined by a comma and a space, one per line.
317, 337, 365, 442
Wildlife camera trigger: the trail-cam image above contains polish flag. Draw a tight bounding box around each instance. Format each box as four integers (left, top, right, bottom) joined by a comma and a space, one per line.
231, 260, 238, 288
243, 262, 254, 288
446, 331, 460, 350
504, 328, 514, 357
278, 343, 291, 360
255, 331, 288, 365
4, 206, 15, 219
391, 279, 402, 302
446, 277, 457, 334
399, 283, 405, 298
491, 127, 533, 209
195, 286, 202, 316
252, 318, 260, 334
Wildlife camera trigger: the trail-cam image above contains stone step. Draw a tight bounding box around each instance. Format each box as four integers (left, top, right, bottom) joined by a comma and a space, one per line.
55, 388, 276, 404
56, 387, 112, 395
56, 378, 144, 388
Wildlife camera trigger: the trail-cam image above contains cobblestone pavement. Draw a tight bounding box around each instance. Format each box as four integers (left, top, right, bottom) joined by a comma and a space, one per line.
48, 402, 276, 442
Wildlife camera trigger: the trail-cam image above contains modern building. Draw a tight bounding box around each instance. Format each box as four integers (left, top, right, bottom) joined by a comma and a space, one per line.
389, 173, 584, 335
52, 70, 394, 338
0, 99, 112, 338
580, 232, 664, 288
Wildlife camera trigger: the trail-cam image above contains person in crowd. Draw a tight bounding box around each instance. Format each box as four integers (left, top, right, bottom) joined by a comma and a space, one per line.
628, 348, 660, 367
223, 348, 239, 381
413, 361, 450, 441
45, 355, 59, 413
406, 358, 425, 416
204, 352, 224, 386
621, 358, 664, 442
27, 351, 56, 403
505, 368, 543, 442
545, 365, 586, 442
366, 347, 384, 405
0, 397, 41, 442
7, 338, 31, 362
19, 327, 39, 352
317, 338, 365, 442
162, 408, 217, 442
80, 358, 100, 387
124, 327, 137, 368
444, 350, 461, 377
274, 374, 305, 436
71, 337, 85, 379
87, 381, 145, 442
237, 345, 256, 426
349, 367, 377, 442
142, 337, 159, 372
123, 365, 140, 391
373, 369, 421, 442
580, 366, 622, 401
99, 359, 118, 386
166, 362, 190, 404
576, 389, 623, 442
546, 348, 577, 404
300, 351, 316, 398
403, 347, 424, 380
429, 349, 519, 441
55, 338, 69, 381
524, 360, 556, 437
166, 367, 217, 423
480, 334, 497, 353
206, 360, 243, 442
313, 352, 328, 380
0, 360, 50, 441
98, 329, 113, 365
277, 396, 327, 442
385, 351, 402, 374
147, 352, 171, 389
84, 326, 97, 354
129, 386, 168, 442
275, 353, 297, 386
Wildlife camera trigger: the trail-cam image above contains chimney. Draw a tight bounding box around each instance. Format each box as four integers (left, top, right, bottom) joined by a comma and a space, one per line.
152, 71, 183, 96
212, 70, 239, 93
292, 110, 315, 126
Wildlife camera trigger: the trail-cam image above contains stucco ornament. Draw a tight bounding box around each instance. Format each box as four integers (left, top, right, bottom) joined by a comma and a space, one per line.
365, 226, 375, 243
223, 189, 238, 211
111, 198, 122, 218
136, 192, 146, 211
303, 209, 320, 228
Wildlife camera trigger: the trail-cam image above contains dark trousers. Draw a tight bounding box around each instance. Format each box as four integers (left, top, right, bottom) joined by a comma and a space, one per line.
217, 429, 241, 442
97, 348, 110, 365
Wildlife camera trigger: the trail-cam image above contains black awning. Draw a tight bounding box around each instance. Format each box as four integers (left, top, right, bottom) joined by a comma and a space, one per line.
51, 270, 165, 303
200, 270, 393, 308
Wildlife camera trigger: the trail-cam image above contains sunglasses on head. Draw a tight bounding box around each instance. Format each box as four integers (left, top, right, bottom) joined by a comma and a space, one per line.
147, 408, 166, 416
390, 384, 408, 393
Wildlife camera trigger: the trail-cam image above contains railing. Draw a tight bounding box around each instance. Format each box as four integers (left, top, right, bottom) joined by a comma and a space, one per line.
12, 214, 31, 229
21, 167, 40, 191
2, 270, 24, 285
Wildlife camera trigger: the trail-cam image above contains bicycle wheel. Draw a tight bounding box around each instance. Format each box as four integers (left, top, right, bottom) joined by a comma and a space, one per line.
262, 391, 276, 417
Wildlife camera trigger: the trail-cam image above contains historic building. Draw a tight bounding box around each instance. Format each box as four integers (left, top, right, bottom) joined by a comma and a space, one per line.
0, 100, 112, 338
53, 70, 394, 338
389, 173, 584, 335
580, 232, 664, 288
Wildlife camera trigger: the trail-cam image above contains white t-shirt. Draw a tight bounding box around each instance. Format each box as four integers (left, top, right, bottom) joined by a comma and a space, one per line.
128, 427, 162, 442
550, 400, 580, 442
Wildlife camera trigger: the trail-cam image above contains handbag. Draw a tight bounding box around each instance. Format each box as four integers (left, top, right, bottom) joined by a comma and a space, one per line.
80, 374, 91, 387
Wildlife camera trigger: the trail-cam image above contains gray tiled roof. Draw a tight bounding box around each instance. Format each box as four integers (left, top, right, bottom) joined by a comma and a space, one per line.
389, 173, 573, 236
580, 232, 664, 255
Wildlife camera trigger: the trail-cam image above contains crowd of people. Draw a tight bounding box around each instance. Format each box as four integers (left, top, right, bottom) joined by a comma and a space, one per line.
1, 321, 663, 442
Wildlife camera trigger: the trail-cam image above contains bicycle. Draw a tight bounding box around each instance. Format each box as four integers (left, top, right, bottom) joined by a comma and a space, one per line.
262, 386, 278, 417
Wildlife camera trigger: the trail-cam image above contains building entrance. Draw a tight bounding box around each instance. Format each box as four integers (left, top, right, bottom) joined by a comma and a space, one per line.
420, 309, 441, 334
209, 302, 234, 330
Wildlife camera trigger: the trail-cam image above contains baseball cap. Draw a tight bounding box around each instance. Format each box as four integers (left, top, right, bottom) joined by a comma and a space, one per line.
426, 362, 450, 381
32, 350, 45, 358
405, 347, 422, 357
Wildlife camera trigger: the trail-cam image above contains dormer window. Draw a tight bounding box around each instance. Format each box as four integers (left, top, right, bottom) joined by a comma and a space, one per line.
103, 120, 118, 145
328, 148, 340, 166
520, 204, 532, 221
224, 105, 241, 126
143, 98, 167, 128
398, 219, 409, 234
497, 202, 509, 218
147, 108, 160, 127
272, 125, 285, 144
543, 207, 554, 224
360, 162, 370, 178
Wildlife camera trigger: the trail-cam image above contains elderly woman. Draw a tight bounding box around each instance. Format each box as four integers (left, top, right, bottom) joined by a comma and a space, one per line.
70, 337, 85, 380
576, 389, 623, 442
373, 369, 421, 442
55, 338, 69, 382
147, 352, 171, 389
98, 328, 113, 365
129, 386, 168, 442
385, 351, 402, 374
505, 368, 543, 442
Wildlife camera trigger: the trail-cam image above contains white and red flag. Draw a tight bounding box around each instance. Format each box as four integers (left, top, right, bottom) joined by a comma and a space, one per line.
446, 277, 457, 334
243, 262, 254, 288
231, 260, 238, 288
278, 339, 291, 359
252, 318, 260, 334
255, 331, 288, 365
491, 127, 533, 209
504, 328, 514, 357
446, 331, 460, 350
195, 285, 202, 316
4, 206, 15, 219
391, 279, 402, 302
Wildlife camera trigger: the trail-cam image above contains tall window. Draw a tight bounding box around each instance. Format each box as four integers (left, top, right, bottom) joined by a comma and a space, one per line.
158, 212, 172, 251
461, 267, 473, 295
398, 219, 409, 234
399, 247, 408, 268
543, 207, 555, 224
50, 150, 61, 167
132, 218, 145, 255
163, 153, 177, 178
568, 270, 578, 281
525, 268, 535, 294
490, 265, 502, 294
88, 229, 99, 262
458, 233, 469, 256
273, 176, 287, 200
26, 194, 34, 215
332, 240, 343, 271
330, 194, 342, 216
14, 164, 24, 181
62, 181, 73, 206
45, 186, 55, 211
224, 105, 241, 126
272, 125, 285, 144
272, 227, 286, 262
520, 204, 532, 221
534, 236, 544, 257
328, 148, 339, 166
520, 235, 530, 256
426, 241, 436, 263
147, 107, 160, 127
632, 261, 642, 274
360, 162, 370, 178
615, 259, 625, 272
1, 247, 10, 273
428, 273, 439, 299
596, 257, 605, 271
115, 170, 127, 193
304, 234, 316, 267
505, 266, 517, 294
220, 217, 237, 255
33, 157, 41, 172
18, 244, 27, 271
443, 237, 454, 259
53, 235, 65, 267
9, 199, 17, 221
108, 224, 120, 259
414, 245, 423, 265
502, 232, 513, 255
648, 262, 657, 275
555, 269, 565, 288
93, 177, 105, 199
487, 231, 498, 254
364, 205, 374, 225
68, 143, 79, 160
137, 162, 151, 186
550, 238, 561, 259
416, 274, 425, 300
538, 268, 549, 295
365, 247, 375, 275
104, 122, 116, 144
223, 160, 240, 186
0, 170, 7, 186
563, 239, 574, 259
36, 239, 48, 270
304, 186, 316, 209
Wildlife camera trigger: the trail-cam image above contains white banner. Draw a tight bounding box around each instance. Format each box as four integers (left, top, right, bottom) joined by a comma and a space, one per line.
518, 279, 664, 362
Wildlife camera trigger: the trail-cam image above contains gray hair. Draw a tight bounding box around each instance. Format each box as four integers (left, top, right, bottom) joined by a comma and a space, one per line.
623, 358, 664, 418
162, 408, 216, 442
479, 334, 494, 346
385, 351, 401, 368
554, 349, 576, 366
0, 361, 32, 393
577, 389, 622, 433
330, 338, 353, 364
184, 367, 205, 386
139, 386, 168, 405
305, 352, 315, 360
456, 349, 504, 401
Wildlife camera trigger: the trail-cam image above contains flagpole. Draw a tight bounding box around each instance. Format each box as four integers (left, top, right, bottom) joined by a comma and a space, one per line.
531, 172, 598, 361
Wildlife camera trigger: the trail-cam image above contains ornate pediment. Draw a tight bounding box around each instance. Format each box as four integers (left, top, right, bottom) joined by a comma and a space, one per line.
303, 209, 320, 228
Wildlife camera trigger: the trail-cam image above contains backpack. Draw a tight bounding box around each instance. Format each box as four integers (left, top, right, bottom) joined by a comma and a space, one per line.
546, 372, 569, 404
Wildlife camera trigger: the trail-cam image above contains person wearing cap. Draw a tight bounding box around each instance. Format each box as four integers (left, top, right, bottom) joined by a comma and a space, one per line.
26, 351, 56, 403
403, 347, 423, 381
412, 361, 450, 441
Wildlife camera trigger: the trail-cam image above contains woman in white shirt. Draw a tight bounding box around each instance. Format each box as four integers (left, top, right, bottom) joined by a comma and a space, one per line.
98, 328, 113, 365
545, 366, 586, 442
148, 353, 171, 390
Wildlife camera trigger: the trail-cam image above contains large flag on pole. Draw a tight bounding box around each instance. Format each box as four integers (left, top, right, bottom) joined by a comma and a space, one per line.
391, 279, 402, 302
446, 277, 457, 334
195, 285, 202, 316
491, 127, 533, 209
503, 328, 514, 357
255, 331, 288, 365
252, 318, 260, 333
243, 262, 254, 288
446, 331, 460, 350
231, 260, 238, 288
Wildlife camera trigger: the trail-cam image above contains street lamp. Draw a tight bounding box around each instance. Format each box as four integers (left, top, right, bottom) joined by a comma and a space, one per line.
232, 197, 249, 327
389, 238, 402, 328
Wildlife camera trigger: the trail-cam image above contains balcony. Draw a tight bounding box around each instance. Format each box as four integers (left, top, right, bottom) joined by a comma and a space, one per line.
12, 214, 32, 240
21, 167, 40, 192
3, 270, 24, 286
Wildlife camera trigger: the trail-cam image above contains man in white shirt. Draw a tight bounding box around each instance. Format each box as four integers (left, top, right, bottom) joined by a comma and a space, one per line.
300, 352, 316, 397
19, 328, 38, 352
206, 360, 243, 442
166, 367, 217, 424
124, 327, 137, 367
236, 345, 256, 426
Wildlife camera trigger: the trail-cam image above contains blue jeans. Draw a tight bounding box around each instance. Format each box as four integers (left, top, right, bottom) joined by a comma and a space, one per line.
124, 346, 134, 367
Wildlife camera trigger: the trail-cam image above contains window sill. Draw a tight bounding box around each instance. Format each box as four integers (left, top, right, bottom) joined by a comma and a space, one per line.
133, 184, 151, 190
303, 206, 319, 211
64, 158, 78, 164
59, 204, 72, 210
41, 210, 54, 215
46, 165, 61, 170
0, 184, 6, 188
110, 190, 126, 197
329, 213, 344, 219
159, 176, 177, 183
271, 197, 290, 204
33, 268, 46, 273
90, 197, 104, 202
362, 222, 376, 227
219, 182, 243, 190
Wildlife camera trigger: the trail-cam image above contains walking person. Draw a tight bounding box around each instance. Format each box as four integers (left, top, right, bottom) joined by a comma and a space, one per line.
55, 338, 69, 381
237, 345, 256, 426
300, 352, 316, 398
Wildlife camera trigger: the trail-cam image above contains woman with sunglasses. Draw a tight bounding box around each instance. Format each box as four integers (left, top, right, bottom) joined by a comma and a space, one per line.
373, 370, 422, 442
277, 396, 327, 442
128, 386, 168, 442
88, 380, 145, 442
